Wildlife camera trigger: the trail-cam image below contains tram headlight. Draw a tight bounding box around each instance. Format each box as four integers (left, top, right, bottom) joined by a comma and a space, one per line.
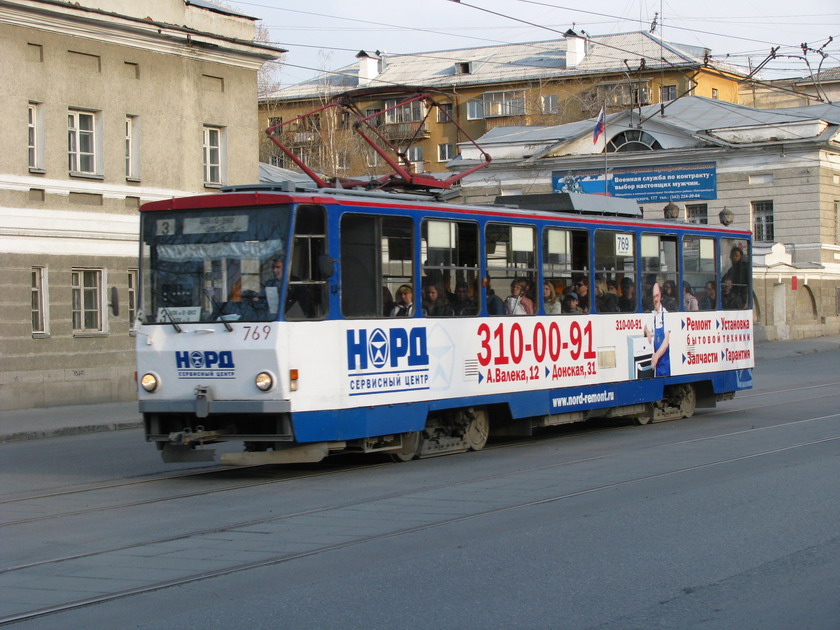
255, 371, 274, 392
140, 372, 160, 393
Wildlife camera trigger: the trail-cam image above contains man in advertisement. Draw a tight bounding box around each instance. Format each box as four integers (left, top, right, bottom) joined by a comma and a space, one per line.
644, 282, 671, 377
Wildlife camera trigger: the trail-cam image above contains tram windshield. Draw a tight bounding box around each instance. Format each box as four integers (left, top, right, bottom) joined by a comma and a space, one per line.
140, 206, 292, 324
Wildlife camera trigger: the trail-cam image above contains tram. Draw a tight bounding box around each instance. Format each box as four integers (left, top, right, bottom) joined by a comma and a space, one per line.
136, 185, 754, 465
136, 90, 752, 464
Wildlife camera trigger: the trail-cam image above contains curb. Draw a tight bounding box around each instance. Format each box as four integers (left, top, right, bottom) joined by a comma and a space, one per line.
0, 421, 143, 444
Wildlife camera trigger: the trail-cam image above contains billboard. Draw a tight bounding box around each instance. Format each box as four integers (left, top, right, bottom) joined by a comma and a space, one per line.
552, 162, 717, 203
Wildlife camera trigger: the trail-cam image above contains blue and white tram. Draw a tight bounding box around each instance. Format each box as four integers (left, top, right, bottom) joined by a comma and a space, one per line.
136, 187, 754, 464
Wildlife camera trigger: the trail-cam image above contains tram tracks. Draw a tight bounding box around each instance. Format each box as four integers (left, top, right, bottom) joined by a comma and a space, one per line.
3, 409, 839, 626
1, 385, 837, 533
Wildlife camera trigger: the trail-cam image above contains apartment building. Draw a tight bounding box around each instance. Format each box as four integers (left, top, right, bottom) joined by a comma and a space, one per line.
259, 31, 745, 181
0, 0, 283, 410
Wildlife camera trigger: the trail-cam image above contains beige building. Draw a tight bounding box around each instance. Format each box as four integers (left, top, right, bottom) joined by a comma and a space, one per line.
0, 0, 283, 410
260, 32, 746, 182
451, 96, 840, 340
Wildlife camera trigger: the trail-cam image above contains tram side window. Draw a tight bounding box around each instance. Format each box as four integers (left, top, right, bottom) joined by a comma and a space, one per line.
721, 237, 751, 310
486, 223, 537, 315
421, 219, 478, 317
683, 236, 716, 311
542, 228, 588, 314
286, 205, 328, 320
341, 213, 414, 318
641, 234, 679, 312
595, 230, 637, 312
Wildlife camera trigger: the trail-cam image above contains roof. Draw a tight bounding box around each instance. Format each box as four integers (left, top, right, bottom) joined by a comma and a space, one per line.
185, 0, 257, 21
457, 96, 840, 162
267, 31, 745, 102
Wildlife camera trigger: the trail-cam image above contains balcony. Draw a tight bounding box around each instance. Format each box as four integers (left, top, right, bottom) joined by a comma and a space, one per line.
379, 121, 429, 140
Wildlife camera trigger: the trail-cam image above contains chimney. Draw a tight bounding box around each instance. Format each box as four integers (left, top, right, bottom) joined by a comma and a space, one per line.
356, 50, 380, 86
564, 29, 586, 68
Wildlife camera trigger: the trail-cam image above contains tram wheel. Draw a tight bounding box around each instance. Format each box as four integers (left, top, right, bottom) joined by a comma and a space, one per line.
633, 415, 652, 426
678, 384, 697, 418
389, 431, 422, 462
465, 408, 490, 451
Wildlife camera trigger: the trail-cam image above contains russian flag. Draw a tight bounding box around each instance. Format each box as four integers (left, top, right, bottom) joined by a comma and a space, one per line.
593, 106, 605, 144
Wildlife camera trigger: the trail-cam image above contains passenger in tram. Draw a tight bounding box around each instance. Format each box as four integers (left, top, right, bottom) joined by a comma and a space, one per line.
595, 280, 619, 313
423, 282, 455, 317
484, 276, 506, 316
260, 256, 309, 318
573, 276, 590, 313
561, 290, 583, 314
721, 278, 745, 310
644, 282, 671, 377
618, 277, 637, 312
543, 281, 563, 314
683, 281, 699, 311
390, 284, 415, 317
505, 278, 534, 315
452, 281, 478, 316
662, 280, 679, 312
699, 281, 717, 310
723, 246, 749, 303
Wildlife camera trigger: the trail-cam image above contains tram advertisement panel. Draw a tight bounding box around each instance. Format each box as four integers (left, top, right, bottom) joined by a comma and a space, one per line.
327, 312, 753, 409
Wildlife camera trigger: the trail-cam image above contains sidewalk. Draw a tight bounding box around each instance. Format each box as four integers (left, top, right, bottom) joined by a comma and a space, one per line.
2, 335, 838, 443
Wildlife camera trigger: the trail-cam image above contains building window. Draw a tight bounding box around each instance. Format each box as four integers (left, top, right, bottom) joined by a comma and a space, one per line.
752, 201, 774, 241
28, 102, 44, 170
466, 99, 484, 120
711, 88, 719, 100
606, 130, 663, 153
72, 268, 103, 332
128, 269, 138, 327
661, 85, 677, 102
384, 99, 424, 124
202, 125, 225, 185
598, 83, 650, 107
31, 266, 49, 336
437, 143, 455, 162
68, 109, 97, 175
686, 204, 708, 224
835, 200, 840, 245
125, 115, 140, 180
436, 103, 453, 123
483, 90, 526, 117
401, 145, 424, 173
542, 94, 559, 114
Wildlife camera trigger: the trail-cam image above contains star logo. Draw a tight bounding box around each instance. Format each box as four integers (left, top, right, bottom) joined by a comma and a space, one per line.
190, 351, 205, 368
368, 328, 389, 368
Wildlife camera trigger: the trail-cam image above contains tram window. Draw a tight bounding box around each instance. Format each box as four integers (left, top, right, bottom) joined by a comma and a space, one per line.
683, 236, 716, 311
595, 230, 637, 312
341, 214, 414, 318
542, 228, 588, 314
641, 234, 679, 312
421, 220, 478, 317
286, 205, 327, 320
486, 223, 536, 315
721, 237, 751, 310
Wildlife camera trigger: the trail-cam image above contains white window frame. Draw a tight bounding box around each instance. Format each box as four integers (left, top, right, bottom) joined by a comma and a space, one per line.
68, 109, 100, 176
401, 145, 424, 173
72, 268, 105, 334
542, 94, 559, 114
384, 99, 424, 124
437, 142, 455, 162
31, 266, 49, 337
752, 200, 775, 242
661, 85, 677, 102
202, 125, 225, 186
483, 90, 526, 118
128, 268, 138, 329
466, 99, 484, 121
436, 103, 453, 123
125, 115, 140, 180
28, 102, 45, 171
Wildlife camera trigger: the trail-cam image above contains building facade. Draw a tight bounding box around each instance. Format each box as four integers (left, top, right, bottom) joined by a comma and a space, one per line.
451, 96, 840, 340
259, 32, 745, 182
0, 0, 283, 410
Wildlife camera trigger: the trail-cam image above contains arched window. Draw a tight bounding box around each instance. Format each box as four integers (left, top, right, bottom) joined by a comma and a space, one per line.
606, 130, 663, 153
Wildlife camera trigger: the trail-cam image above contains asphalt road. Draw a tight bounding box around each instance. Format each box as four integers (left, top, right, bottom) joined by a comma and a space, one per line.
2, 349, 838, 629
